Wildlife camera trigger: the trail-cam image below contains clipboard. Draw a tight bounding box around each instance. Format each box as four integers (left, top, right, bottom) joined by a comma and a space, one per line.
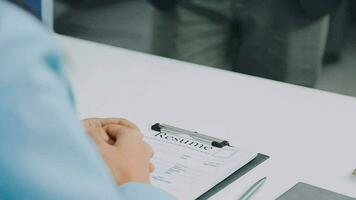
151, 123, 270, 200
196, 153, 269, 200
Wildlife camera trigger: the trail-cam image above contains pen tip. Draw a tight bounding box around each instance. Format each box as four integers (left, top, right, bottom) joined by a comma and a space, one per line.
353, 169, 356, 176
260, 177, 267, 182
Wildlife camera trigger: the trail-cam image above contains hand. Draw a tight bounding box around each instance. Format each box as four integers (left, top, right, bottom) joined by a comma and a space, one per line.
81, 118, 155, 185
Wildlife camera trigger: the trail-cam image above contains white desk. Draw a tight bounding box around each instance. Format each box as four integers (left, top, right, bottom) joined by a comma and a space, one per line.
58, 35, 356, 200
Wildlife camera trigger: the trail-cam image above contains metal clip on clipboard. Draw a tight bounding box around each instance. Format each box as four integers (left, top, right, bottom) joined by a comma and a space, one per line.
151, 123, 231, 148
151, 123, 270, 200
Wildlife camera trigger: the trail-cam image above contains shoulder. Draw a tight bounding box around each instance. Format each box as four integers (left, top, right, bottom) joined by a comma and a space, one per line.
0, 1, 65, 86
0, 1, 73, 103
0, 1, 53, 45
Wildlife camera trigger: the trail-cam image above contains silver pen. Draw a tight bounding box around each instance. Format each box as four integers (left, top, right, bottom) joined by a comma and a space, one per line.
151, 123, 231, 148
238, 177, 267, 200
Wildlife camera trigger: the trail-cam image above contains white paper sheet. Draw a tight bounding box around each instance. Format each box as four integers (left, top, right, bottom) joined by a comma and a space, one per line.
144, 130, 257, 200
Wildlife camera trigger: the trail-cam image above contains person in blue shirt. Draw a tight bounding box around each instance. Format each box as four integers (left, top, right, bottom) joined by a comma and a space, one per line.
0, 1, 173, 199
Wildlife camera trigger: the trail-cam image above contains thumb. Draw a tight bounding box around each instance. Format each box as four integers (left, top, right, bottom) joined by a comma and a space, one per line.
104, 124, 130, 142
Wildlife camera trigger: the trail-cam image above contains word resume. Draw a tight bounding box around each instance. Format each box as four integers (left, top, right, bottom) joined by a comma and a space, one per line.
144, 130, 257, 199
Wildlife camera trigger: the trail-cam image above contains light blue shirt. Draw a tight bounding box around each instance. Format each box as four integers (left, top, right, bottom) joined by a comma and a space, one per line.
0, 1, 173, 199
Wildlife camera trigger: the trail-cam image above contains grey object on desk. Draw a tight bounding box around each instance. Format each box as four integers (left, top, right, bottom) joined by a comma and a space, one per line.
276, 182, 356, 200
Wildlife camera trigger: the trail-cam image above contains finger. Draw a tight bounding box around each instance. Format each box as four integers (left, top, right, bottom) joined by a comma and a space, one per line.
82, 120, 111, 143
144, 142, 154, 159
104, 124, 129, 140
85, 128, 108, 145
149, 163, 155, 173
81, 118, 102, 129
99, 118, 140, 130
104, 125, 143, 143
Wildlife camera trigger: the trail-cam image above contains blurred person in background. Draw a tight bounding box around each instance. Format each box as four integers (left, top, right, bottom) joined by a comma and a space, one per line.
149, 0, 341, 87
0, 1, 173, 199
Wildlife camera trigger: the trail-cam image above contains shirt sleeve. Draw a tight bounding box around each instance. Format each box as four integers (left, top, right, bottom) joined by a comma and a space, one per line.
0, 2, 174, 200
118, 183, 174, 199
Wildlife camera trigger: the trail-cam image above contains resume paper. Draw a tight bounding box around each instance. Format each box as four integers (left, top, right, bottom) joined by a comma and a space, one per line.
144, 130, 257, 199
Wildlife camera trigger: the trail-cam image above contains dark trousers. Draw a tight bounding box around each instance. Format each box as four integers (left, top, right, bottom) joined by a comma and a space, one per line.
150, 0, 333, 86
